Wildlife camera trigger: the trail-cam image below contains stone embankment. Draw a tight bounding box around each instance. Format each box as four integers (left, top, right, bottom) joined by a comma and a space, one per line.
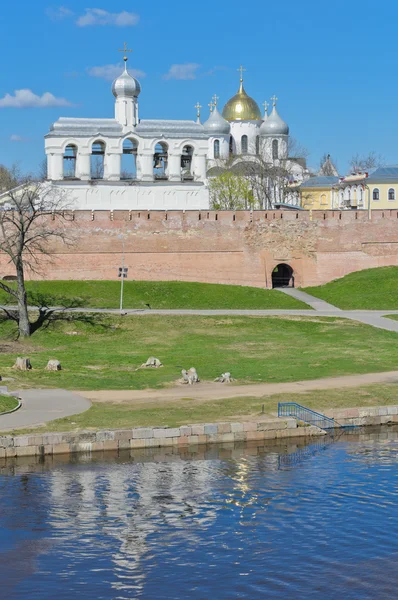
0, 417, 320, 459
1, 404, 398, 459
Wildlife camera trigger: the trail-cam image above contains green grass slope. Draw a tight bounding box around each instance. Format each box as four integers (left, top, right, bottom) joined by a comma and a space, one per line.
0, 280, 309, 310
0, 314, 397, 391
305, 267, 398, 310
0, 395, 18, 413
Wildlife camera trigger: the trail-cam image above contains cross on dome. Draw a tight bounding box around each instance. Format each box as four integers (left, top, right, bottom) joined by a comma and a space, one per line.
263, 100, 269, 113
208, 100, 214, 113
238, 65, 246, 82
212, 94, 219, 107
118, 42, 132, 64
195, 102, 202, 119
271, 95, 278, 107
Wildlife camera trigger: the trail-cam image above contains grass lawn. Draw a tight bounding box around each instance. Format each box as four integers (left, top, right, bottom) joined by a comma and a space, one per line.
0, 280, 309, 310
304, 267, 398, 310
1, 314, 398, 391
6, 383, 398, 435
0, 395, 19, 414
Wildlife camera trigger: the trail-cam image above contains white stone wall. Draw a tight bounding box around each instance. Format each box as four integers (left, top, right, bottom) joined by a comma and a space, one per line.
229, 121, 262, 155
55, 181, 210, 210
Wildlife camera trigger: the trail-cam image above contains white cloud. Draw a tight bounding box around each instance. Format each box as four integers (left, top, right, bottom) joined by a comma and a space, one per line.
46, 6, 74, 20
0, 89, 73, 108
77, 8, 139, 27
10, 134, 30, 142
87, 63, 146, 81
163, 63, 201, 81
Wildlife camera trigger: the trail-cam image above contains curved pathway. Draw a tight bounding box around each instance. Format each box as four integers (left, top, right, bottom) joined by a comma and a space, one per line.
0, 389, 91, 431
80, 370, 398, 407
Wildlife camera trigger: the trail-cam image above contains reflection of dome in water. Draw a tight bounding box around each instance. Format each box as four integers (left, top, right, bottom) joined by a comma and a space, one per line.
222, 81, 261, 122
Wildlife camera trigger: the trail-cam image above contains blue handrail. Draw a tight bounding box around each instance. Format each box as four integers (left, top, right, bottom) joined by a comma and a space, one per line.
278, 402, 336, 430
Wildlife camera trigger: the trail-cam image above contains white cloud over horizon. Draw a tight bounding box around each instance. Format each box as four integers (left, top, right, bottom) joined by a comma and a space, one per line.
0, 89, 73, 108
87, 63, 146, 81
77, 8, 139, 27
46, 5, 74, 20
163, 63, 201, 81
10, 134, 30, 142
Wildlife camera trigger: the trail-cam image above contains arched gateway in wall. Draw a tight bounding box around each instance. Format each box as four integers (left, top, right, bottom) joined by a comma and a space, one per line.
272, 264, 294, 288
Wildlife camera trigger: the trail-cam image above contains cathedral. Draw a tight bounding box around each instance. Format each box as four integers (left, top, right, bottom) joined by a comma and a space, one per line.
45, 51, 306, 210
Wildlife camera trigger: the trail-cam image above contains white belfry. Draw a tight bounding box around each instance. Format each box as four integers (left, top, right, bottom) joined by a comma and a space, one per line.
44, 52, 306, 210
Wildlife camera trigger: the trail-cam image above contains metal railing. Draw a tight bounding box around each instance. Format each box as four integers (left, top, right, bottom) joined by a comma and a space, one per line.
278, 402, 336, 430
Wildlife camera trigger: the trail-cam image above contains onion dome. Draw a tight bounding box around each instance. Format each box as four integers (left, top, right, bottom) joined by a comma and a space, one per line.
222, 76, 261, 122
260, 97, 289, 135
203, 106, 231, 135
112, 62, 141, 98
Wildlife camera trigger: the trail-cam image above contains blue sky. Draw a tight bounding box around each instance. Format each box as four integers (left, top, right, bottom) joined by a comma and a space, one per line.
0, 0, 395, 174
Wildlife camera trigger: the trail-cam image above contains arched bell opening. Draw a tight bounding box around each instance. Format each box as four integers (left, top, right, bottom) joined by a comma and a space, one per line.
153, 142, 168, 180
90, 141, 105, 180
63, 144, 78, 179
121, 139, 138, 180
181, 145, 194, 181
272, 263, 294, 288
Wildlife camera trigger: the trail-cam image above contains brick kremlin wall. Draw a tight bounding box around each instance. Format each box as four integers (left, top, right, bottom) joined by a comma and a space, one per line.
2, 209, 398, 287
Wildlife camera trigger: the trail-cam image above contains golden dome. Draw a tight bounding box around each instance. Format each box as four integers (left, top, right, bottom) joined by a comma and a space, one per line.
222, 81, 262, 122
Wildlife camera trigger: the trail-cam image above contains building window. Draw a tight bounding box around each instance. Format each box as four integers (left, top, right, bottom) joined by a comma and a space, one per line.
272, 139, 279, 160
63, 144, 78, 179
214, 139, 220, 159
229, 136, 234, 155
388, 188, 395, 201
373, 188, 380, 201
358, 187, 363, 203
255, 135, 260, 155
241, 135, 248, 154
90, 141, 105, 180
320, 194, 327, 205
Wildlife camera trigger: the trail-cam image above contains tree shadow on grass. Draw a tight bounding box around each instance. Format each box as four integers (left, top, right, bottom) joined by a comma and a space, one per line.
0, 292, 111, 338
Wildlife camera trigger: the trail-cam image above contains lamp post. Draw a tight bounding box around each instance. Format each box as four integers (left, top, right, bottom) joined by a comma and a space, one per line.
118, 234, 128, 314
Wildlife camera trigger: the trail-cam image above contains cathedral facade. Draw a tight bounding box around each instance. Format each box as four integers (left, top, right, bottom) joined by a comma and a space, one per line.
45, 55, 304, 210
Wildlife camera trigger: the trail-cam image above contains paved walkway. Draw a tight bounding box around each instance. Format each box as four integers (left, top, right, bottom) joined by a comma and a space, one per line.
81, 370, 398, 407
278, 287, 342, 311
0, 389, 91, 431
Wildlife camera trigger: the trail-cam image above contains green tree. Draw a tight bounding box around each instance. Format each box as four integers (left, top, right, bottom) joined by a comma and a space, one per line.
209, 172, 253, 210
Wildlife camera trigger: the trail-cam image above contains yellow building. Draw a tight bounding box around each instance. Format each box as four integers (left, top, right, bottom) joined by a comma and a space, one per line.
364, 166, 398, 210
300, 176, 339, 210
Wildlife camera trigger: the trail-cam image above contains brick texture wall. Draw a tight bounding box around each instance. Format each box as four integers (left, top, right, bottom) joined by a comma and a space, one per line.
2, 209, 398, 287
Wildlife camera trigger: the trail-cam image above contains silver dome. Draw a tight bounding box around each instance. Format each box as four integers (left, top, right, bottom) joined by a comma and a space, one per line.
260, 106, 289, 135
203, 107, 231, 135
112, 66, 141, 99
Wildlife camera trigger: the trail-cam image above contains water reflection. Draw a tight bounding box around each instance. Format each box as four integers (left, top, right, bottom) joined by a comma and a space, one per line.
1, 428, 398, 599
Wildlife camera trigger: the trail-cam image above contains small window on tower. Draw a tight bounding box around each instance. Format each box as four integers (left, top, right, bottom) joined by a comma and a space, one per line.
256, 135, 260, 155
272, 139, 279, 160
241, 135, 248, 154
214, 139, 220, 159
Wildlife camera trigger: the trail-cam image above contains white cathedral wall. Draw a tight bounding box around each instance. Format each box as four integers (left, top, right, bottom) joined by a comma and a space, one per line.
54, 181, 210, 210
207, 136, 229, 160
230, 121, 262, 155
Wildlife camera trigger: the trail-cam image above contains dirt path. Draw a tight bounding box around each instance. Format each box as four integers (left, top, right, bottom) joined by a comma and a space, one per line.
79, 370, 398, 407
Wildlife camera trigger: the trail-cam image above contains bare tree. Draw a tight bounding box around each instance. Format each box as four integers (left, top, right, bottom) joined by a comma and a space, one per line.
0, 165, 72, 337
349, 151, 384, 173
